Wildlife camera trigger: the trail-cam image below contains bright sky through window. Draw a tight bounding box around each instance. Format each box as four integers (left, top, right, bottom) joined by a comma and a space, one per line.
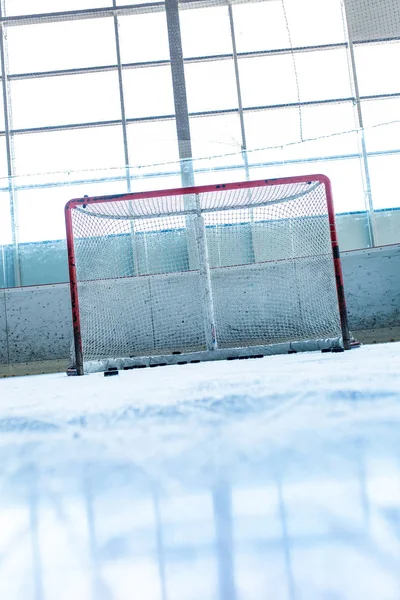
0, 0, 399, 248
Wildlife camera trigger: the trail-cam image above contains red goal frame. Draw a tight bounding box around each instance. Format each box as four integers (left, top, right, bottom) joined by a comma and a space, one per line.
65, 174, 351, 375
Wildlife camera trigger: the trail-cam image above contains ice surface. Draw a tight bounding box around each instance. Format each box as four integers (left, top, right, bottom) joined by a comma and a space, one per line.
0, 342, 400, 599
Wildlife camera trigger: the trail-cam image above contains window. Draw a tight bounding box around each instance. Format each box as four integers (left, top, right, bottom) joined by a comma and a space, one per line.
250, 158, 367, 214
245, 108, 302, 151
300, 102, 357, 140
190, 113, 242, 164
369, 155, 400, 209
0, 96, 5, 131
239, 55, 299, 107
11, 71, 121, 129
281, 130, 359, 163
275, 102, 359, 161
362, 98, 400, 153
119, 12, 170, 63
239, 49, 351, 108
67, 179, 128, 200
1, 0, 398, 290
6, 18, 116, 74
123, 66, 175, 119
294, 49, 352, 102
0, 192, 12, 246
127, 119, 179, 168
234, 0, 345, 52
194, 167, 246, 187
233, 1, 290, 53
16, 187, 69, 243
355, 41, 400, 96
282, 0, 346, 46
185, 60, 237, 113
17, 180, 127, 243
0, 137, 7, 180
129, 174, 181, 193
180, 6, 232, 57
14, 126, 125, 175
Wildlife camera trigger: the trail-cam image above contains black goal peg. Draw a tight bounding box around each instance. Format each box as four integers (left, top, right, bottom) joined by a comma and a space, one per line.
66, 366, 79, 376
104, 367, 119, 377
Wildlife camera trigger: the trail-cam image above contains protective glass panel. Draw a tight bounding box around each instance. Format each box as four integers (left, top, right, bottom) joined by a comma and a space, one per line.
11, 72, 121, 129
300, 102, 358, 139
249, 159, 366, 214
282, 0, 346, 46
6, 18, 116, 74
127, 120, 179, 168
294, 48, 352, 102
0, 92, 4, 131
0, 192, 12, 246
369, 155, 400, 209
190, 114, 242, 163
239, 49, 351, 108
14, 126, 125, 176
17, 188, 69, 243
362, 98, 400, 152
0, 137, 7, 179
68, 180, 128, 201
180, 6, 232, 57
184, 60, 237, 113
194, 168, 247, 186
281, 133, 359, 165
354, 41, 400, 96
233, 1, 290, 53
234, 0, 344, 53
123, 66, 175, 119
0, 192, 11, 289
129, 175, 182, 193
248, 103, 359, 163
18, 181, 127, 243
245, 108, 302, 150
119, 12, 170, 63
239, 55, 300, 107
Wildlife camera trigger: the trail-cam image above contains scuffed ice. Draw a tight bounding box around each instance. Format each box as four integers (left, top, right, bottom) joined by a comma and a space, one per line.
0, 343, 400, 599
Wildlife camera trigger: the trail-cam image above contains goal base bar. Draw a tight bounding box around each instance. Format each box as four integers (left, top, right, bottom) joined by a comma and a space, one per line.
78, 337, 345, 375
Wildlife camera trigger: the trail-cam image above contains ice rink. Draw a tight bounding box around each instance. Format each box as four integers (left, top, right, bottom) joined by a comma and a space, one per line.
1, 342, 400, 599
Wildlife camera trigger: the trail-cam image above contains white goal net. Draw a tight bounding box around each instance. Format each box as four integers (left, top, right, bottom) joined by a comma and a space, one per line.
65, 176, 350, 374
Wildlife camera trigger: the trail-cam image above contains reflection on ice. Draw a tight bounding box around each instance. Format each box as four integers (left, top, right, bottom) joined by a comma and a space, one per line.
2, 447, 400, 598
0, 343, 400, 599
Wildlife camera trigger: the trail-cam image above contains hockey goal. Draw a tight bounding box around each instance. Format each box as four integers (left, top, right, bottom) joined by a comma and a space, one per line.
65, 175, 351, 375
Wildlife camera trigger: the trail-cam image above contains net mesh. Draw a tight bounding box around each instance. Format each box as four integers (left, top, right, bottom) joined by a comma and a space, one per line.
68, 179, 342, 367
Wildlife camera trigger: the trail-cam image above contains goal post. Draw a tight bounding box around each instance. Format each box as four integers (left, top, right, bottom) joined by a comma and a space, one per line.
65, 175, 351, 376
